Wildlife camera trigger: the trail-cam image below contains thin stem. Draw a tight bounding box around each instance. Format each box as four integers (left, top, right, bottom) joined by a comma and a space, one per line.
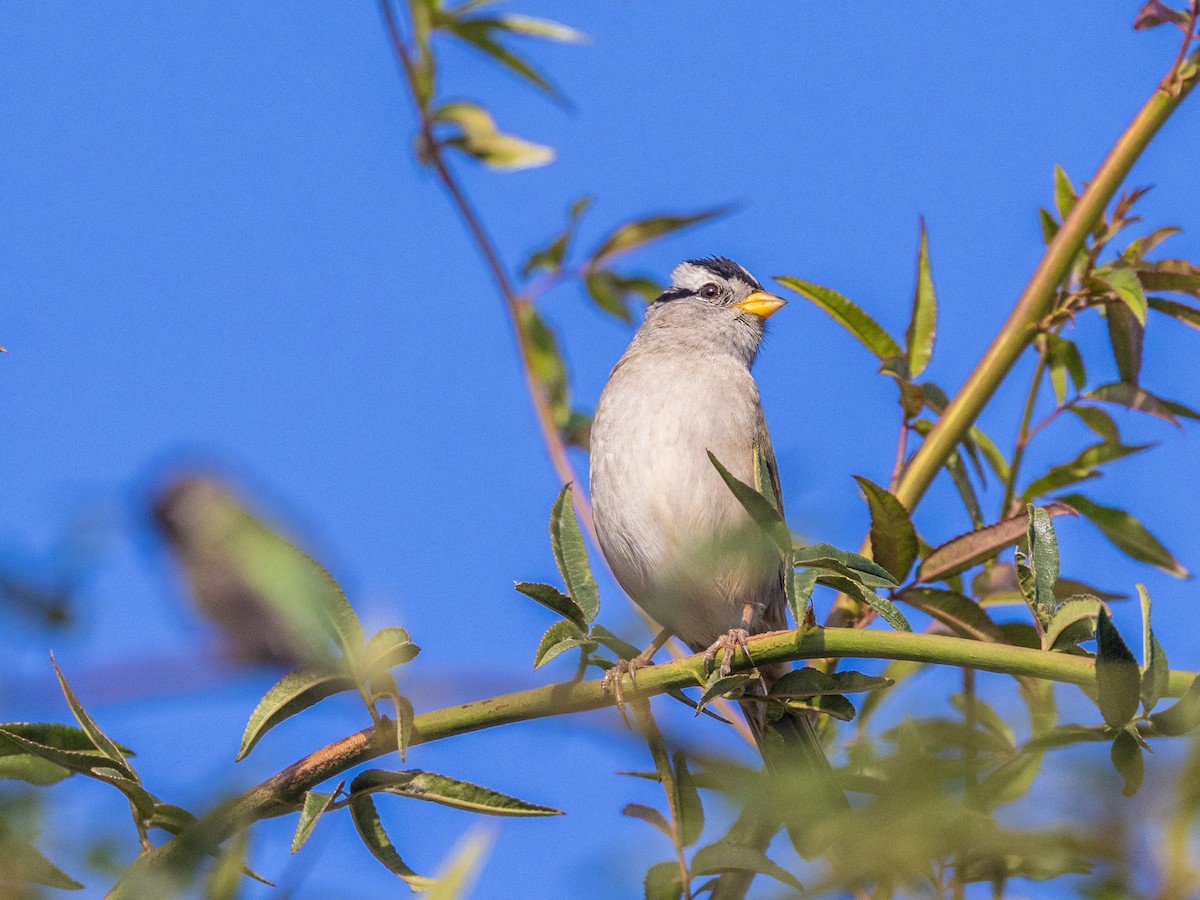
632, 699, 693, 900
888, 408, 910, 492
112, 625, 1199, 893
1000, 348, 1049, 517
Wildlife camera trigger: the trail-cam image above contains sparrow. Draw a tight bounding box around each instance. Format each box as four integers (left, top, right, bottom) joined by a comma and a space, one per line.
589, 256, 847, 834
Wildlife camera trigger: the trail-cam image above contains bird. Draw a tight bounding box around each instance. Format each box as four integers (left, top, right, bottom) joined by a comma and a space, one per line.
589, 256, 847, 841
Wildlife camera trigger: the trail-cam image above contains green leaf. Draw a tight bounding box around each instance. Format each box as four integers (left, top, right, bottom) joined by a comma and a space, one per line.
49, 656, 131, 776
1095, 607, 1141, 728
775, 275, 903, 360
1105, 302, 1144, 383
622, 803, 672, 838
520, 197, 590, 278
518, 305, 570, 428
237, 668, 355, 761
816, 574, 911, 632
696, 671, 755, 714
1092, 263, 1147, 324
1148, 295, 1200, 330
441, 20, 564, 101
291, 788, 339, 854
363, 626, 420, 678
1015, 506, 1060, 630
549, 485, 600, 623
0, 819, 84, 890
897, 587, 1003, 642
707, 452, 791, 556
917, 502, 1076, 583
1137, 584, 1169, 713
788, 568, 818, 625
690, 841, 804, 891
770, 667, 893, 698
589, 208, 727, 263
1085, 381, 1182, 425
1042, 596, 1102, 651
1136, 258, 1200, 298
786, 693, 856, 721
1110, 729, 1144, 797
1038, 207, 1060, 245
0, 723, 132, 785
584, 270, 632, 322
643, 861, 684, 900
533, 619, 591, 669
433, 101, 553, 169
1058, 492, 1189, 577
1053, 164, 1078, 220
1044, 334, 1086, 404
350, 769, 562, 816
514, 581, 585, 628
205, 829, 248, 900
348, 792, 435, 890
1021, 442, 1151, 501
589, 624, 641, 661
427, 828, 494, 900
945, 448, 984, 527
853, 476, 918, 582
905, 218, 937, 378
673, 752, 703, 847
489, 13, 587, 43
0, 726, 129, 780
1148, 676, 1200, 736
794, 542, 898, 587
1069, 406, 1121, 444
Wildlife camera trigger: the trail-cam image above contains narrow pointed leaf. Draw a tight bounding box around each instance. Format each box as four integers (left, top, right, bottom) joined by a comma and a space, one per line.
1148, 676, 1200, 736
1095, 608, 1141, 728
514, 581, 585, 628
775, 276, 903, 360
49, 656, 130, 774
770, 667, 892, 698
917, 503, 1076, 583
905, 219, 937, 377
816, 574, 911, 631
1092, 264, 1148, 324
351, 769, 562, 816
1016, 506, 1059, 629
1136, 258, 1200, 297
1039, 207, 1060, 245
673, 752, 703, 847
1058, 493, 1189, 577
0, 820, 84, 890
291, 788, 340, 854
348, 793, 435, 890
1070, 406, 1121, 444
691, 841, 804, 891
1044, 334, 1086, 404
1138, 585, 1169, 713
491, 13, 587, 43
707, 452, 791, 556
427, 828, 493, 900
898, 587, 1004, 642
589, 209, 727, 263
1021, 442, 1151, 501
622, 803, 672, 838
0, 726, 128, 779
549, 485, 599, 623
238, 668, 356, 761
1110, 729, 1144, 796
1106, 302, 1144, 383
1148, 295, 1200, 330
853, 476, 918, 582
1085, 382, 1180, 424
1053, 164, 1078, 220
794, 543, 897, 587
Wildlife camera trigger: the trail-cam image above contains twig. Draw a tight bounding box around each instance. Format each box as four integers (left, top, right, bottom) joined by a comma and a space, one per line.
999, 347, 1049, 517
631, 698, 693, 900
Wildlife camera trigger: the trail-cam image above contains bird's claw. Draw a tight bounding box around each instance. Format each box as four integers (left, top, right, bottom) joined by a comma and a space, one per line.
702, 628, 754, 678
602, 657, 653, 728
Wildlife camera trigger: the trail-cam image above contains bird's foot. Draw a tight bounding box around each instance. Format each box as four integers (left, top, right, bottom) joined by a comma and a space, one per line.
702, 628, 754, 678
602, 657, 654, 727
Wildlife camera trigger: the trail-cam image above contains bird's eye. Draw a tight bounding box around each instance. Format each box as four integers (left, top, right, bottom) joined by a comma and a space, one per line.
699, 282, 721, 299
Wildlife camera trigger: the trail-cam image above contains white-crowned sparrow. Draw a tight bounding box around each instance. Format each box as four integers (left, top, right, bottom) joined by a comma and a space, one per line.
590, 257, 846, 827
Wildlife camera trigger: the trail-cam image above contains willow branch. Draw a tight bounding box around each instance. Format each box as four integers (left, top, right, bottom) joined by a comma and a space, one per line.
111, 626, 1199, 893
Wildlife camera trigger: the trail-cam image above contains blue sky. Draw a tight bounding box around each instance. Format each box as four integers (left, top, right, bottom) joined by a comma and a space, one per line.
3, 3, 1200, 897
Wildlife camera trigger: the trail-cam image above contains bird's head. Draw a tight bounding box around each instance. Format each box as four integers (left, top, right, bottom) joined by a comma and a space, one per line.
643, 256, 787, 365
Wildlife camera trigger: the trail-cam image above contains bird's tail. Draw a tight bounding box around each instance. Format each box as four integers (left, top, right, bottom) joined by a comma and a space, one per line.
739, 666, 850, 858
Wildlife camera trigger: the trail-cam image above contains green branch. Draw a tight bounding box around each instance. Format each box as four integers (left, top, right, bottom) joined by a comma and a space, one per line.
111, 626, 1198, 895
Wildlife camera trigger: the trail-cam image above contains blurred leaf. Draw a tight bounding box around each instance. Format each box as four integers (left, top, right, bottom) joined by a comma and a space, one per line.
589, 209, 727, 264
775, 276, 903, 360
351, 769, 562, 816
1138, 584, 1169, 713
691, 841, 804, 891
905, 218, 937, 377
673, 752, 703, 847
549, 485, 599, 623
1058, 492, 1189, 577
1070, 406, 1121, 444
1134, 0, 1192, 28
1095, 607, 1141, 728
589, 624, 641, 661
1023, 723, 1113, 752
622, 803, 671, 838
950, 693, 1016, 748
488, 13, 587, 43
898, 587, 1004, 642
585, 270, 632, 322
1149, 676, 1200, 735
1105, 302, 1144, 384
794, 542, 898, 587
1091, 264, 1148, 324
644, 861, 683, 900
1039, 207, 1060, 245
534, 619, 591, 669
1084, 381, 1186, 425
362, 626, 420, 679
1053, 164, 1078, 220
816, 573, 911, 631
1110, 729, 1144, 796
205, 829, 248, 900
917, 502, 1076, 583
945, 448, 984, 527
292, 788, 339, 854
348, 792, 435, 890
518, 304, 570, 428
514, 581, 585, 628
427, 828, 494, 900
1021, 442, 1151, 501
1137, 258, 1200, 297
520, 196, 591, 278
433, 101, 553, 169
1015, 506, 1060, 630
969, 425, 1011, 484
696, 672, 755, 714
1148, 295, 1200, 331
707, 452, 791, 557
1043, 595, 1102, 651
854, 476, 918, 582
0, 818, 84, 890
237, 668, 355, 761
858, 659, 924, 729
440, 17, 567, 101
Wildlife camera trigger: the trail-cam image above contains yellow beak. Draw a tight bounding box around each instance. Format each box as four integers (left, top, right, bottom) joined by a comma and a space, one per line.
734, 291, 787, 319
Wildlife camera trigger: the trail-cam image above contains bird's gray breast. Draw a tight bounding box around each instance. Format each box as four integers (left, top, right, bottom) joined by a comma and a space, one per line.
590, 348, 779, 648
